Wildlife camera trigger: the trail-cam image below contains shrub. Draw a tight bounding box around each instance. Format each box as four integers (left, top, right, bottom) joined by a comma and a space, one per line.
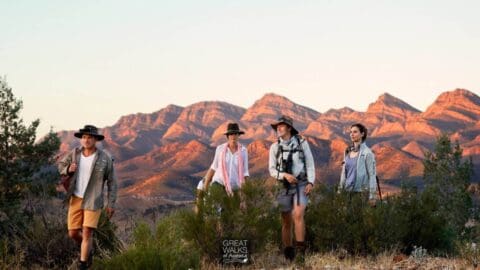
306, 184, 454, 256
181, 179, 280, 263
423, 134, 473, 238
96, 212, 200, 270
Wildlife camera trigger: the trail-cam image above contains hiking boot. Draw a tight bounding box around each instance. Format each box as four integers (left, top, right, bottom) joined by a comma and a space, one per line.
283, 246, 295, 262
78, 260, 88, 270
295, 241, 306, 265
86, 248, 94, 268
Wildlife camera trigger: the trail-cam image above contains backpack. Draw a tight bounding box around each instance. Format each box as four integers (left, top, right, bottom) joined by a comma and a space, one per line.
275, 135, 308, 184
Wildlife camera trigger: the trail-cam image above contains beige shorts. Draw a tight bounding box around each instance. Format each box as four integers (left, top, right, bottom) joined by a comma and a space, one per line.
67, 195, 102, 230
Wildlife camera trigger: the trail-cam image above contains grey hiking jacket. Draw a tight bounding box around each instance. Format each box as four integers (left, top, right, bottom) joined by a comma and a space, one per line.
339, 143, 377, 199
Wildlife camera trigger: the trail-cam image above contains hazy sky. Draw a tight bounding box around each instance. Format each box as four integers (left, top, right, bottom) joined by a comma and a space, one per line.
1, 0, 479, 137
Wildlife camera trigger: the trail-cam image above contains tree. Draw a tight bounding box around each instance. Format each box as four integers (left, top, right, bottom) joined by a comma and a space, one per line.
423, 134, 474, 236
0, 77, 60, 234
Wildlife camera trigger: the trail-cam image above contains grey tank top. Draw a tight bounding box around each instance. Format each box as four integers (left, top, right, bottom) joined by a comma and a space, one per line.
344, 154, 358, 191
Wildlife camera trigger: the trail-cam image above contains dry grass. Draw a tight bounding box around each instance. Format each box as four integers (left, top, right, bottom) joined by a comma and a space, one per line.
200, 249, 476, 270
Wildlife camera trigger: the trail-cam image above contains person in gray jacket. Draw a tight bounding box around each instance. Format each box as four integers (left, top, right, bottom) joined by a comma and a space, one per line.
58, 125, 117, 270
338, 123, 377, 206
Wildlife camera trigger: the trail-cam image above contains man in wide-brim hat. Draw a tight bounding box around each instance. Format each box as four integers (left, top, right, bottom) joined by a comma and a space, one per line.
58, 125, 116, 270
268, 115, 315, 263
203, 122, 249, 196
74, 125, 105, 141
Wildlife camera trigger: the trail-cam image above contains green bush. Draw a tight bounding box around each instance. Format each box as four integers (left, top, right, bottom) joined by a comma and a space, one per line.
306, 183, 458, 256
0, 205, 124, 269
96, 212, 200, 270
181, 179, 280, 263
305, 134, 474, 257
423, 134, 473, 239
94, 211, 125, 257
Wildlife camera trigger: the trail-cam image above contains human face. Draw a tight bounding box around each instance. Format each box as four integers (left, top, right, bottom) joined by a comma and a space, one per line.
227, 133, 240, 145
276, 123, 291, 138
350, 126, 364, 143
81, 134, 98, 150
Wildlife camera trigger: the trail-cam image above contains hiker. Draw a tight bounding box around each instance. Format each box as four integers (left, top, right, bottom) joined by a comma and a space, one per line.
203, 123, 249, 197
58, 125, 117, 270
338, 123, 377, 206
269, 116, 315, 263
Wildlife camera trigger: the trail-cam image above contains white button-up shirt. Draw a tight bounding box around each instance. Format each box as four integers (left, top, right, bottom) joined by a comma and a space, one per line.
210, 144, 249, 190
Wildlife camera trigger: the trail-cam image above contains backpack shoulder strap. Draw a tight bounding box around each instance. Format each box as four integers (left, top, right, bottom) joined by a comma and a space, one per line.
294, 135, 306, 152
294, 134, 304, 145
72, 148, 78, 163
275, 139, 282, 160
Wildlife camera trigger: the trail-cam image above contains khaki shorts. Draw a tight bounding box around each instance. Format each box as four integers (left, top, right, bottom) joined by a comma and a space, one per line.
67, 195, 102, 230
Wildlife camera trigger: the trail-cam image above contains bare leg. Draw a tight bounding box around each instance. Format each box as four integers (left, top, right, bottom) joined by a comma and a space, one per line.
80, 227, 94, 262
292, 204, 306, 242
68, 229, 82, 244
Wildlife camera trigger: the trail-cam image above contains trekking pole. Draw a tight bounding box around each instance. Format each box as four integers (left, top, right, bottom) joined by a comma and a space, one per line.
376, 176, 383, 202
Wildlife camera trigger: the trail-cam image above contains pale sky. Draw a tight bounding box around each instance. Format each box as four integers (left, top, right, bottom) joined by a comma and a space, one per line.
1, 0, 479, 137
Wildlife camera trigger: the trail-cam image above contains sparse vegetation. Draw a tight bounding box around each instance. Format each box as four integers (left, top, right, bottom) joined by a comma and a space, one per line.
1, 76, 479, 268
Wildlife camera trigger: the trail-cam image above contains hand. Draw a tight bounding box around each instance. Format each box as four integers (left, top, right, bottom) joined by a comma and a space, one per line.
304, 183, 313, 195
106, 207, 115, 219
283, 173, 297, 184
68, 163, 77, 173
240, 201, 247, 211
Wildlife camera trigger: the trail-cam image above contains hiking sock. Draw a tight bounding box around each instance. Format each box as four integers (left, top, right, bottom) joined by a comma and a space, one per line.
283, 246, 295, 261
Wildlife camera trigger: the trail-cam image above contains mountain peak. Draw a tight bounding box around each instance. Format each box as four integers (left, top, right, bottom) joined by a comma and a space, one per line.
433, 89, 480, 106
164, 104, 184, 110
423, 88, 480, 123
241, 93, 320, 126
378, 92, 395, 100
366, 92, 420, 121
258, 92, 295, 104
370, 92, 420, 113
112, 104, 183, 130
177, 101, 245, 122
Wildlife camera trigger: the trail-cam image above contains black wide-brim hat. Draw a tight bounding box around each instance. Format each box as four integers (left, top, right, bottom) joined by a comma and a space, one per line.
224, 123, 245, 135
271, 115, 299, 136
74, 125, 105, 141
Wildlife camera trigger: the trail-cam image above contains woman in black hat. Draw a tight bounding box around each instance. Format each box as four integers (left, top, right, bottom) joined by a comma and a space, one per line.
203, 123, 249, 196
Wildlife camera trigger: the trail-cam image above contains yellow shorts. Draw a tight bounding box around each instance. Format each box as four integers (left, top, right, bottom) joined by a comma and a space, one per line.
67, 195, 102, 230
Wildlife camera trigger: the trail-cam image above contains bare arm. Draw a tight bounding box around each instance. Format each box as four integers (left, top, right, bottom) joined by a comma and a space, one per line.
203, 168, 215, 191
